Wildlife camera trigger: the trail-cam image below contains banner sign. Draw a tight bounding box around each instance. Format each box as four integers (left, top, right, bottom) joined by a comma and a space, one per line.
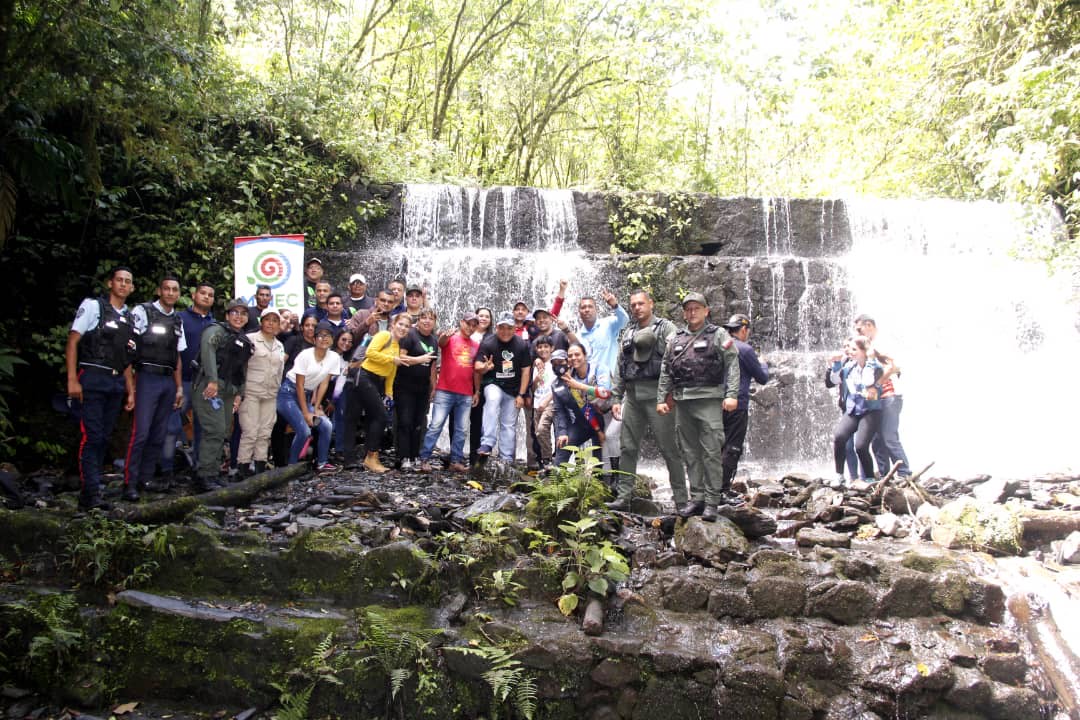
234, 234, 305, 315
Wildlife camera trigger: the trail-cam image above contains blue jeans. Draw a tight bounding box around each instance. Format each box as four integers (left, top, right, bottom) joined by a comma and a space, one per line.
871, 395, 910, 476
333, 389, 348, 454
276, 379, 332, 465
420, 390, 472, 463
481, 384, 519, 461
124, 372, 176, 488
76, 368, 127, 501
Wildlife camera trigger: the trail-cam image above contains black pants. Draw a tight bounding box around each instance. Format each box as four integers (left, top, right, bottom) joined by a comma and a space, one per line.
833, 410, 881, 480
466, 392, 486, 464
344, 370, 389, 461
394, 384, 430, 462
721, 408, 749, 488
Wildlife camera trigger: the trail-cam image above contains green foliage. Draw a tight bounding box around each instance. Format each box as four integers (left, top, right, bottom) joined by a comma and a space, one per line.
1, 593, 84, 688
553, 518, 630, 617
61, 515, 173, 589
608, 191, 704, 254
0, 346, 27, 456
271, 632, 343, 720
524, 446, 609, 528
355, 608, 442, 711
478, 569, 525, 607
446, 645, 537, 720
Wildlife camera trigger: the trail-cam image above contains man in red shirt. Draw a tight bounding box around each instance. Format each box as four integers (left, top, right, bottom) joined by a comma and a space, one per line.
418, 312, 480, 472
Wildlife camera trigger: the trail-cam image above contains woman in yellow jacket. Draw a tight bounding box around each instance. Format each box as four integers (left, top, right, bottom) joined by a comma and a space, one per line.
343, 313, 433, 472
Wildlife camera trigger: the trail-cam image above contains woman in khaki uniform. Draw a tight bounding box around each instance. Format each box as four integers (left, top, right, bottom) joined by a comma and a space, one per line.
237, 308, 286, 475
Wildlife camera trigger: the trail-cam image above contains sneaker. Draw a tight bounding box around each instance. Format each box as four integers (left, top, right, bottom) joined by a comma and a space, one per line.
400, 459, 414, 471
418, 461, 434, 473
477, 445, 491, 456
448, 462, 468, 473
316, 462, 340, 474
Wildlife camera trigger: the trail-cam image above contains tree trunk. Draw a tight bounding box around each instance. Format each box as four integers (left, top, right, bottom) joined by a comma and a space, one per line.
110, 463, 310, 524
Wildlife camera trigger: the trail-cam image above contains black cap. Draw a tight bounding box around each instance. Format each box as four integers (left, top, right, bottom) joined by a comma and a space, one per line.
723, 313, 751, 331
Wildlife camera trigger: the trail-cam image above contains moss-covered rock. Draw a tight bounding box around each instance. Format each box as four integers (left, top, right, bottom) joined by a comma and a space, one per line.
931, 498, 1023, 555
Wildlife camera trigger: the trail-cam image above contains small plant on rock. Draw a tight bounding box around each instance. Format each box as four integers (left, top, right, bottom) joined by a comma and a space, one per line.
554, 518, 630, 617
61, 514, 173, 589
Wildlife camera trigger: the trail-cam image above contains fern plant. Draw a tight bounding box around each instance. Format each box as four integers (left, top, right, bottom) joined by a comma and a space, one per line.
524, 446, 609, 529
1, 593, 84, 687
446, 645, 537, 720
270, 632, 341, 720
355, 609, 442, 716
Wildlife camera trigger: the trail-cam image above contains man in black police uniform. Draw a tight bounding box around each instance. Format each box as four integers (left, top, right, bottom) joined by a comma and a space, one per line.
66, 266, 138, 510
191, 298, 253, 492
122, 274, 187, 501
657, 292, 740, 521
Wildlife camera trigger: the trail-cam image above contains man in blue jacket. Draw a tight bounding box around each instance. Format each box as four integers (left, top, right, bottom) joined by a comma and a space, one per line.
720, 314, 769, 502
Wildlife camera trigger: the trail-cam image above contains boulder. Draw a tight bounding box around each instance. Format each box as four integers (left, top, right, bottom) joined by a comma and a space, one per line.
748, 576, 806, 618
590, 658, 640, 688
1057, 530, 1080, 564
931, 498, 1023, 555
806, 580, 876, 625
716, 503, 777, 538
796, 527, 851, 549
674, 516, 749, 563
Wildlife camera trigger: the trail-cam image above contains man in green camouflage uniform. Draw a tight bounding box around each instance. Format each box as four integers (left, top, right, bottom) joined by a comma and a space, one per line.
657, 292, 740, 521
607, 290, 685, 511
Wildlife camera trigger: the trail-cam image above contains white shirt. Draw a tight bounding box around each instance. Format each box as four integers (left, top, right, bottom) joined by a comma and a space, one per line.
287, 348, 341, 388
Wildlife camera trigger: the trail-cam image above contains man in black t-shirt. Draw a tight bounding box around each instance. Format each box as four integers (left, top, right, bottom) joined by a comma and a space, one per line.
394, 308, 439, 468
474, 312, 531, 462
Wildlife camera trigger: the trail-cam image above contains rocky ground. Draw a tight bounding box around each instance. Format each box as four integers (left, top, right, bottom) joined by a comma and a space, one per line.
2, 454, 1080, 720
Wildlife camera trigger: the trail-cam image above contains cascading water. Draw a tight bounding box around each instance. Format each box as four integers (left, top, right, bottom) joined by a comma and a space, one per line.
333, 184, 1077, 481
396, 184, 598, 322
842, 199, 1077, 477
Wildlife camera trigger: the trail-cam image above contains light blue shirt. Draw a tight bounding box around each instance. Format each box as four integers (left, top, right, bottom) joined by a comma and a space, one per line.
577, 304, 628, 378
71, 298, 129, 335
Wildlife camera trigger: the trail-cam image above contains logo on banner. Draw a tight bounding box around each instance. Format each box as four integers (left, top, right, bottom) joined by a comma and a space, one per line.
247, 250, 292, 289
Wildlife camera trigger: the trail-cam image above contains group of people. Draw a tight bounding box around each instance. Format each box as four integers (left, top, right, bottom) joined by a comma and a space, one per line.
66, 258, 772, 520
826, 313, 911, 486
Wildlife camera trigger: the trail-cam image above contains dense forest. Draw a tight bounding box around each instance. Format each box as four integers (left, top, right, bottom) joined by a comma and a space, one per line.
0, 0, 1077, 464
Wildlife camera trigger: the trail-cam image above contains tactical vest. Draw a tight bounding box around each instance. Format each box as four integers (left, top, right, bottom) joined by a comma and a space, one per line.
618, 318, 666, 383
79, 298, 136, 372
214, 324, 255, 387
136, 303, 182, 369
669, 324, 727, 389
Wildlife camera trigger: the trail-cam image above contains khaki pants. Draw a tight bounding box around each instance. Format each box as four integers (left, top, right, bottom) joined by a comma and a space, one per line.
238, 394, 277, 463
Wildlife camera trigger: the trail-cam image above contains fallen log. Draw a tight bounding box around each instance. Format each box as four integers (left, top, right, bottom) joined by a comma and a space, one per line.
1017, 508, 1080, 540
110, 463, 311, 524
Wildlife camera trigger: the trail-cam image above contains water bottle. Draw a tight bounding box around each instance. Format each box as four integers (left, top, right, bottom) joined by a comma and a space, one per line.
209, 396, 223, 411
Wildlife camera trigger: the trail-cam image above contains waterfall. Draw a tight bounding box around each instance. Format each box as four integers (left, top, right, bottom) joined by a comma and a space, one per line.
842, 199, 1077, 476
333, 184, 1077, 480
396, 183, 599, 324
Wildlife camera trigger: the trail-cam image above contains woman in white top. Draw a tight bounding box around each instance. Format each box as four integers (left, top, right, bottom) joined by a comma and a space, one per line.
276, 326, 340, 472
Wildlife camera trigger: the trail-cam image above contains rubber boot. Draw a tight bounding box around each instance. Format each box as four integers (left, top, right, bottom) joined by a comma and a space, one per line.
254, 461, 267, 475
